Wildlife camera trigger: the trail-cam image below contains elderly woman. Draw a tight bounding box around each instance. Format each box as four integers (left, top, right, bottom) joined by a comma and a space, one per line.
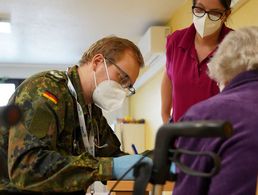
173, 26, 258, 195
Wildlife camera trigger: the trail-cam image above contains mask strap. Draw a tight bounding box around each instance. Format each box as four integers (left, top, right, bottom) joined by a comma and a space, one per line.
93, 71, 97, 87
103, 58, 111, 81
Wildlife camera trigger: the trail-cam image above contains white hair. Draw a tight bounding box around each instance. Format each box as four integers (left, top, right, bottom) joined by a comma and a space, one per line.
208, 26, 258, 85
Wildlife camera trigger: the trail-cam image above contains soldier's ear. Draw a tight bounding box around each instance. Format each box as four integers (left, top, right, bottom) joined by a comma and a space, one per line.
91, 54, 104, 71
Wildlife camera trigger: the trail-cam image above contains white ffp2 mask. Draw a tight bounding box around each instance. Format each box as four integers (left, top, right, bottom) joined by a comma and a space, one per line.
193, 14, 222, 38
92, 59, 126, 112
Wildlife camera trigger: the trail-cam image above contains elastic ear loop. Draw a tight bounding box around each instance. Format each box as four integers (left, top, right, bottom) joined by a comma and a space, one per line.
93, 71, 97, 87
93, 58, 111, 87
103, 58, 111, 81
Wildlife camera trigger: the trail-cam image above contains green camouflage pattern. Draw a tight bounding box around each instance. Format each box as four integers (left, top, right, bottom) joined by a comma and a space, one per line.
0, 65, 124, 193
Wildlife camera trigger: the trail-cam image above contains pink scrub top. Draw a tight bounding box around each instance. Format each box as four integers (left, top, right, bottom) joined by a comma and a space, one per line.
166, 24, 232, 122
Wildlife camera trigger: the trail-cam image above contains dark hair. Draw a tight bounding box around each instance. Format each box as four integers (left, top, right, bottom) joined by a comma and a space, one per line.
79, 36, 144, 67
193, 0, 232, 10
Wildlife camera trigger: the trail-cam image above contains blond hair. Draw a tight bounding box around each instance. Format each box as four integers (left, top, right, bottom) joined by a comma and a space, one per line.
79, 36, 144, 67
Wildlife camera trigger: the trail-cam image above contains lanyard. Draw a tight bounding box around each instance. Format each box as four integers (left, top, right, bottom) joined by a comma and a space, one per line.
66, 70, 95, 157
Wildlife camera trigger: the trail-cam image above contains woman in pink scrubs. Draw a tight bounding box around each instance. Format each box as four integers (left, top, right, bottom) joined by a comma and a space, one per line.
161, 0, 233, 123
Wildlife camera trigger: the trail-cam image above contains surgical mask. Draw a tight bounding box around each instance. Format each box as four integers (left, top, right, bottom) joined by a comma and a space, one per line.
92, 59, 126, 112
193, 14, 222, 38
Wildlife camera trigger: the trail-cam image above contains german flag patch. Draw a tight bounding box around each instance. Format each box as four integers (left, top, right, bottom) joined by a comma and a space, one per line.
42, 91, 58, 104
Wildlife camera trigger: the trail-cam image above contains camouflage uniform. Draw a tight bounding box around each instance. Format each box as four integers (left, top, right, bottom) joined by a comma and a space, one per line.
0, 65, 123, 194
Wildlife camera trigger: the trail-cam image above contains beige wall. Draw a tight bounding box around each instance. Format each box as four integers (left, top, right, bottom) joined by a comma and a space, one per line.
130, 69, 163, 149
168, 0, 192, 31
129, 0, 258, 149
229, 0, 258, 28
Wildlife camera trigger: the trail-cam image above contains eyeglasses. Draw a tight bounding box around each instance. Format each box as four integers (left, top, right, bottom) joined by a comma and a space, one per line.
105, 58, 136, 96
192, 6, 226, 21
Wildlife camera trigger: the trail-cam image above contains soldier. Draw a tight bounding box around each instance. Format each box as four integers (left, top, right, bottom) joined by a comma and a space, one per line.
0, 36, 151, 194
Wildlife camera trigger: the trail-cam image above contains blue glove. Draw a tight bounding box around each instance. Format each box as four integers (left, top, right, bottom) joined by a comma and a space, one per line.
170, 163, 176, 173
112, 154, 153, 180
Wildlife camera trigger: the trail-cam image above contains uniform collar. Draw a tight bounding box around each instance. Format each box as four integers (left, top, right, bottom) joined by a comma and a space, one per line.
67, 65, 88, 114
223, 70, 258, 92
179, 23, 232, 50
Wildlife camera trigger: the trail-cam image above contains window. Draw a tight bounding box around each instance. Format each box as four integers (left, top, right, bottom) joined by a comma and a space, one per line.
0, 78, 24, 106
0, 83, 15, 106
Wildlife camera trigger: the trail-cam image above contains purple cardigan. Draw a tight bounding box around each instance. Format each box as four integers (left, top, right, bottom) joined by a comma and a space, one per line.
173, 70, 258, 195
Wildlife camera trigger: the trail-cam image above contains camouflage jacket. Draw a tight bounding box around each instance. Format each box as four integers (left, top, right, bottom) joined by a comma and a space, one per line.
0, 65, 123, 193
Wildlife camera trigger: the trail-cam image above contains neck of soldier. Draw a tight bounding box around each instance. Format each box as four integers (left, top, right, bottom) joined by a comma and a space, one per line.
78, 64, 94, 105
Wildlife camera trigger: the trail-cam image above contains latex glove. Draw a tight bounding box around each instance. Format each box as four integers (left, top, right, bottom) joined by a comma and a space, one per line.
112, 154, 152, 180
170, 163, 176, 173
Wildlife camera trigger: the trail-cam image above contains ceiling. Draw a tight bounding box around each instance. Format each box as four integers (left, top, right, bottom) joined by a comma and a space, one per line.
0, 0, 185, 78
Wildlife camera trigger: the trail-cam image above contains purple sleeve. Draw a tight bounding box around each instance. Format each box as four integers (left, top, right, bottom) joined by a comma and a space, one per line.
208, 133, 258, 195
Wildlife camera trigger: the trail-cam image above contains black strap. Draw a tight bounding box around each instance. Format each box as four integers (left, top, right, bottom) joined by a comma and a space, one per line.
169, 148, 221, 177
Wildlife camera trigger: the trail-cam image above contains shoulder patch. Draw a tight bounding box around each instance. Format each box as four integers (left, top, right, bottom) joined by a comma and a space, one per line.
42, 91, 58, 104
